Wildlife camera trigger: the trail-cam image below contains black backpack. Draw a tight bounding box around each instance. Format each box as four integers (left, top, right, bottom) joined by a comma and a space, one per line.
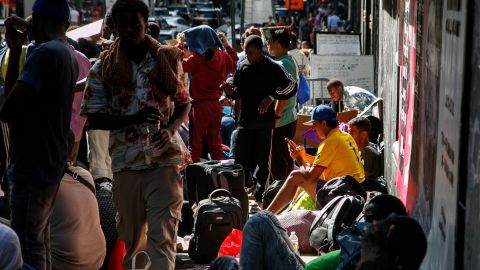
94, 177, 118, 270
309, 195, 365, 253
361, 176, 388, 194
262, 180, 285, 209
186, 161, 248, 221
188, 189, 244, 264
316, 175, 366, 209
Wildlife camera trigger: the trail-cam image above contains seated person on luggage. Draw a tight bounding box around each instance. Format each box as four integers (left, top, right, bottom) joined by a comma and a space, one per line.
327, 79, 377, 117
50, 131, 106, 270
266, 105, 365, 214
348, 117, 383, 178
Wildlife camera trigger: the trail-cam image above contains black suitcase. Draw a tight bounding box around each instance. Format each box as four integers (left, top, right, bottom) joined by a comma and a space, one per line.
186, 160, 248, 221
188, 189, 244, 264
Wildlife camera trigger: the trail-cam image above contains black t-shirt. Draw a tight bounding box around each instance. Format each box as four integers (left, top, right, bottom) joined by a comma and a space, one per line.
361, 142, 382, 178
232, 56, 296, 129
9, 39, 78, 185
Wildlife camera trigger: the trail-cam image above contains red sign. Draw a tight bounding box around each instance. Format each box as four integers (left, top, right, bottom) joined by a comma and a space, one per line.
285, 0, 304, 10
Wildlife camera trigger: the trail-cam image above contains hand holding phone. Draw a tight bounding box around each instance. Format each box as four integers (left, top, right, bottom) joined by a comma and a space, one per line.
286, 138, 305, 162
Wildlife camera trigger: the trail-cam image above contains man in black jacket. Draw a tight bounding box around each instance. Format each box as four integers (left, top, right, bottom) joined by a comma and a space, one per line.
223, 35, 297, 201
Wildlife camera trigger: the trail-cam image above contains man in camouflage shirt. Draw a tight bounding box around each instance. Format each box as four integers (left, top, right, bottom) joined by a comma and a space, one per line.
327, 79, 377, 115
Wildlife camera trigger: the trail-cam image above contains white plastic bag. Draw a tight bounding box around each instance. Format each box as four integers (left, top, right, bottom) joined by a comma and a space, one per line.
130, 251, 151, 270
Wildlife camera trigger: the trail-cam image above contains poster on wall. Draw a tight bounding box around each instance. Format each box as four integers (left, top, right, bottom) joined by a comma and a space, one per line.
244, 0, 273, 25
395, 0, 416, 205
309, 55, 374, 99
410, 0, 443, 235
421, 0, 467, 268
314, 33, 361, 55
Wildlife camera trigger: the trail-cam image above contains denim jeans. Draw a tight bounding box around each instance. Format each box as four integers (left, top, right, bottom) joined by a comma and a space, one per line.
240, 211, 304, 270
9, 180, 60, 270
221, 116, 236, 147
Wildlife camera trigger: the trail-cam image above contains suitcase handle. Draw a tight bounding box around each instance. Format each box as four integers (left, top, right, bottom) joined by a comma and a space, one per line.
209, 189, 233, 200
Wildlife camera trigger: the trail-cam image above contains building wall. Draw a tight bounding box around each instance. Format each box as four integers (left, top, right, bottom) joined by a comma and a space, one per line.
377, 0, 474, 268
464, 0, 480, 268
376, 0, 399, 195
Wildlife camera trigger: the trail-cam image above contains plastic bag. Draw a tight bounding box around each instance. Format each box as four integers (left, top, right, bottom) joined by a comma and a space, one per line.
217, 229, 243, 257
297, 74, 311, 105
108, 239, 126, 270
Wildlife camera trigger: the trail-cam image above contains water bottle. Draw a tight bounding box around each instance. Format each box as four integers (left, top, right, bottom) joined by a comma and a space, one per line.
289, 231, 299, 252
144, 122, 160, 166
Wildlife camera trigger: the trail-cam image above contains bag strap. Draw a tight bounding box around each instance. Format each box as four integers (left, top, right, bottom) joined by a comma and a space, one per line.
327, 196, 349, 241
209, 189, 232, 200
65, 167, 96, 195
310, 196, 344, 234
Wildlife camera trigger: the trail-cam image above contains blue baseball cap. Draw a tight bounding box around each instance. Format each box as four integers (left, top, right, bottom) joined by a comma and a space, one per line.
32, 0, 70, 21
303, 105, 337, 126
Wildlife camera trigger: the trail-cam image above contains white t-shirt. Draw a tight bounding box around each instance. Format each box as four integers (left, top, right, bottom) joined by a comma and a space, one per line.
70, 9, 80, 24
288, 49, 310, 77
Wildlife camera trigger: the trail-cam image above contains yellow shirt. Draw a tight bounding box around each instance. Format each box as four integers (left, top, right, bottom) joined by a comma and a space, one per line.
1, 46, 28, 80
313, 129, 365, 183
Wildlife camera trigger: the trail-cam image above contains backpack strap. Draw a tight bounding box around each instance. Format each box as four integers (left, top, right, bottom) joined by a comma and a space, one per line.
65, 167, 96, 195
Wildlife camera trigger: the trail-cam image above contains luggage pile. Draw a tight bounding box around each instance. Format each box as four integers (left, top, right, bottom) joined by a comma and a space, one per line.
275, 174, 389, 255
184, 160, 249, 264
182, 158, 389, 264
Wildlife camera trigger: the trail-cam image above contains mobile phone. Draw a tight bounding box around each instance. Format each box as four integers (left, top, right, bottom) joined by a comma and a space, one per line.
284, 137, 290, 143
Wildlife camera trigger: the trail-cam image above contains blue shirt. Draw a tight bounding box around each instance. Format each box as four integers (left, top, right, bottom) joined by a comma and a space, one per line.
8, 39, 78, 184
327, 15, 341, 32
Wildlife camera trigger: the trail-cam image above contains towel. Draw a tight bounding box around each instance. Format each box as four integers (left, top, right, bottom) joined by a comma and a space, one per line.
100, 35, 182, 98
183, 25, 224, 55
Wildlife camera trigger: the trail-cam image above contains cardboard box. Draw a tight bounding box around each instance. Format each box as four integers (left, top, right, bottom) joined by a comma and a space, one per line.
293, 114, 320, 148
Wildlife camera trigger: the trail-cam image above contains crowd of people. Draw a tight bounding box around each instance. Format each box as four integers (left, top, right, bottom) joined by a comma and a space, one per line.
0, 0, 427, 270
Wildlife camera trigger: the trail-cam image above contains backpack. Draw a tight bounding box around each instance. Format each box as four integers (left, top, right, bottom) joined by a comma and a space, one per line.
316, 175, 366, 209
361, 176, 388, 194
186, 160, 248, 222
188, 189, 244, 264
309, 195, 365, 254
95, 177, 118, 270
262, 180, 284, 209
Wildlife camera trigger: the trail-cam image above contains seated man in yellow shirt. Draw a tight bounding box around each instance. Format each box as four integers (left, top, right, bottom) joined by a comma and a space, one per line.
267, 105, 365, 214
